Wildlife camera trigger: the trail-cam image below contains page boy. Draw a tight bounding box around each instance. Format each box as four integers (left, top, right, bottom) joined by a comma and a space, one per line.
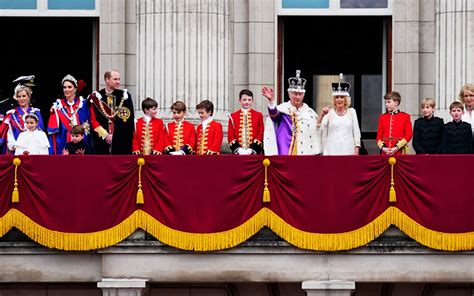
196, 100, 223, 155
376, 91, 413, 155
163, 101, 196, 155
132, 97, 165, 155
228, 89, 264, 154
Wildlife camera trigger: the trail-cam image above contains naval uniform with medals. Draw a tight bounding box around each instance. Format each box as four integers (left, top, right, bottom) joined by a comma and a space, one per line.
89, 88, 134, 155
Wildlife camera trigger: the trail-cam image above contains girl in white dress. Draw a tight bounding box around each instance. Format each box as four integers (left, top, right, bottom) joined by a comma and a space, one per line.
317, 74, 361, 155
14, 113, 50, 155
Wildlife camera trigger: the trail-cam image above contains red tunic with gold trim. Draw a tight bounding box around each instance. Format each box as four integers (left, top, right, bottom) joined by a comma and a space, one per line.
376, 110, 413, 154
196, 119, 223, 155
163, 120, 196, 155
132, 117, 165, 155
227, 109, 264, 154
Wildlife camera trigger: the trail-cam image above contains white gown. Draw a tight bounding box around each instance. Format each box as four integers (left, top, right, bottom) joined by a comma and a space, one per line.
14, 130, 50, 155
321, 108, 361, 155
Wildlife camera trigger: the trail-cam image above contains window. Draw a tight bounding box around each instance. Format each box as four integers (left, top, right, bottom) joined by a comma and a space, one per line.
48, 0, 95, 10
0, 0, 36, 9
341, 0, 388, 8
282, 0, 329, 9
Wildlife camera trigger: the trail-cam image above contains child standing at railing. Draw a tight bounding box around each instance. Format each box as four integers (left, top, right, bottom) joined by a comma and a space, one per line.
14, 113, 50, 155
441, 101, 473, 154
413, 98, 444, 154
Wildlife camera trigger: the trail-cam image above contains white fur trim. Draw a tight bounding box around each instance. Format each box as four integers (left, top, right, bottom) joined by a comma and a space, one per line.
287, 89, 306, 93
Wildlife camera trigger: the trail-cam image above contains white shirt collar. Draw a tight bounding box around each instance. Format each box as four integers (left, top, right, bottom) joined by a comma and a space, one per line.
202, 116, 213, 129
144, 115, 152, 123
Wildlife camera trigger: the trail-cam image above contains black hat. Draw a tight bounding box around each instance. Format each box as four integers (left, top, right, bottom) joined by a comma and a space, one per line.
331, 73, 351, 97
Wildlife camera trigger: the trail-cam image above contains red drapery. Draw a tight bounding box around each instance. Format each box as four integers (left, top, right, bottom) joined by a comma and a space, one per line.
0, 155, 473, 251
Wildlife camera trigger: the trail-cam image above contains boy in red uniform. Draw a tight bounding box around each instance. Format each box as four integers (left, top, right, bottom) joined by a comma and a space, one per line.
163, 101, 196, 155
132, 98, 165, 155
376, 91, 413, 155
228, 89, 264, 154
196, 100, 223, 155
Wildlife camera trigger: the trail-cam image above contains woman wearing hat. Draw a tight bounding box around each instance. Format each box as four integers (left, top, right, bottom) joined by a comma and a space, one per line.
47, 74, 91, 154
317, 74, 361, 155
1, 76, 45, 154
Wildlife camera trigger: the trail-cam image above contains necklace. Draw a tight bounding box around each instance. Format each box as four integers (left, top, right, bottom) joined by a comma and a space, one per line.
98, 95, 125, 122
59, 99, 81, 125
335, 109, 347, 116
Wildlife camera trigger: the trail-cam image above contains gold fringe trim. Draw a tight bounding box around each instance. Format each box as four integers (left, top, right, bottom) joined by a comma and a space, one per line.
0, 210, 14, 237
1, 209, 139, 251
391, 207, 474, 251
141, 210, 267, 251
266, 208, 392, 251
1, 207, 474, 251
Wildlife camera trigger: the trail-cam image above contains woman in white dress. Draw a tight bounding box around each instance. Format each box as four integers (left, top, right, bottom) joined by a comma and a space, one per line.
317, 74, 361, 155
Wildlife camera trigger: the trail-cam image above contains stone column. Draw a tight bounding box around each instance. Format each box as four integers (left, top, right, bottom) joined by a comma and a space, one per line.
100, 0, 137, 97
302, 280, 355, 296
393, 0, 420, 118
436, 0, 474, 116
98, 278, 148, 296
136, 0, 231, 122
247, 0, 275, 113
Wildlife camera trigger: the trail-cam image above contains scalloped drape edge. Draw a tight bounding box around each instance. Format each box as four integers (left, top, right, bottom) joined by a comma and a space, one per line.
0, 208, 473, 251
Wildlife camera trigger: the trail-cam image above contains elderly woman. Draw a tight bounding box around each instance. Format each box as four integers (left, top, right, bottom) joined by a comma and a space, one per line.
459, 84, 474, 135
317, 74, 361, 155
1, 76, 45, 154
47, 74, 91, 154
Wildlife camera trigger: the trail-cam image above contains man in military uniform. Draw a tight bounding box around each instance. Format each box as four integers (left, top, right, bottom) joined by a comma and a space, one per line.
89, 70, 135, 154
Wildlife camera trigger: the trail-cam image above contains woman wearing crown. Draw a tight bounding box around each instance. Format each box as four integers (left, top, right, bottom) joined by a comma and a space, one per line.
318, 74, 361, 155
47, 74, 91, 154
0, 76, 45, 154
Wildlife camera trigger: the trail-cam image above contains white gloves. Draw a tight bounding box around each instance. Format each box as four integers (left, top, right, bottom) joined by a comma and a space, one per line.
236, 148, 255, 155
169, 150, 185, 155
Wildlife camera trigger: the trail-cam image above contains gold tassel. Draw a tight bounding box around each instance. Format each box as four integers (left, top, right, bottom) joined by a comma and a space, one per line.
136, 158, 145, 204
388, 157, 396, 203
263, 158, 271, 203
12, 158, 21, 203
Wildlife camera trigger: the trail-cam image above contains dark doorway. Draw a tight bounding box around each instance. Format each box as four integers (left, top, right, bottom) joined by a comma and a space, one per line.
280, 16, 390, 137
0, 17, 97, 122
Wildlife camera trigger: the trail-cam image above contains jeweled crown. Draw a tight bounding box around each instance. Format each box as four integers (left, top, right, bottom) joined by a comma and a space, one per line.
331, 73, 351, 97
287, 70, 306, 93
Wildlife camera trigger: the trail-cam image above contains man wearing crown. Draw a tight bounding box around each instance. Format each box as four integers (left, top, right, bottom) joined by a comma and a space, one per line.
88, 70, 135, 154
262, 70, 321, 155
